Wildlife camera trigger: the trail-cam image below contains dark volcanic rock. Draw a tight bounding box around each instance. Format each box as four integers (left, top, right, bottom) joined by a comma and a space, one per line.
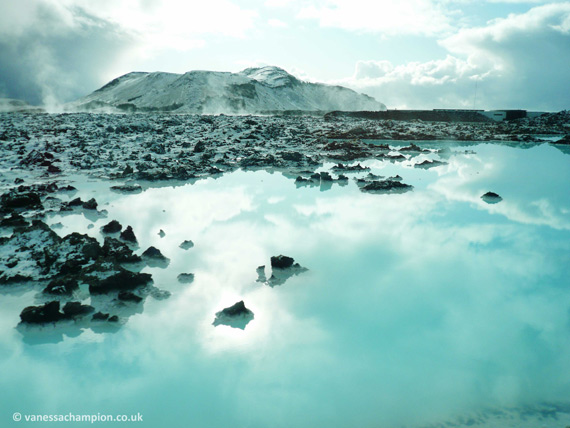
102, 220, 122, 234
62, 302, 95, 318
414, 159, 447, 169
142, 246, 170, 268
331, 163, 370, 172
43, 278, 79, 296
360, 180, 413, 194
213, 300, 254, 329
92, 312, 110, 321
82, 198, 98, 210
101, 237, 142, 264
481, 191, 503, 204
0, 212, 30, 228
271, 255, 295, 269
219, 300, 250, 317
118, 291, 143, 303
1, 191, 42, 211
67, 197, 83, 207
62, 232, 102, 261
179, 240, 194, 250
89, 269, 152, 294
552, 134, 570, 145
142, 246, 167, 259
120, 225, 137, 244
20, 301, 65, 324
110, 184, 143, 194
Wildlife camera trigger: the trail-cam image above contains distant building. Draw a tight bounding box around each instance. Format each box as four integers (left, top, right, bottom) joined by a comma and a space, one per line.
479, 110, 527, 121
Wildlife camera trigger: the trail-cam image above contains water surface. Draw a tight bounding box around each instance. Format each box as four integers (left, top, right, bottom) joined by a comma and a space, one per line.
2, 142, 570, 427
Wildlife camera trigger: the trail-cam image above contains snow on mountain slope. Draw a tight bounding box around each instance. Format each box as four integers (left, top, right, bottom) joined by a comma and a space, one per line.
71, 66, 386, 113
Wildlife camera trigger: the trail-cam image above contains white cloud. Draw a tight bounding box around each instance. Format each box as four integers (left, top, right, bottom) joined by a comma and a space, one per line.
267, 18, 288, 27
70, 0, 258, 51
339, 3, 570, 110
297, 0, 454, 36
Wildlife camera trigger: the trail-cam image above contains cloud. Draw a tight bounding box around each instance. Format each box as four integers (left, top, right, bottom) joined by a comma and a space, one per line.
0, 0, 258, 106
297, 0, 454, 36
267, 18, 288, 27
340, 3, 570, 110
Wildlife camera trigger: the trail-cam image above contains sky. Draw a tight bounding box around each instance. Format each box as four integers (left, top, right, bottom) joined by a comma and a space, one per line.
0, 0, 569, 111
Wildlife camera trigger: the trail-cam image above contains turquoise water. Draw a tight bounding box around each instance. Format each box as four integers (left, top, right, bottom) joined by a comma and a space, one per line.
2, 142, 570, 427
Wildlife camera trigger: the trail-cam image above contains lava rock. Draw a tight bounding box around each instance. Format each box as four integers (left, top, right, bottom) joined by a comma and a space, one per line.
360, 180, 413, 194
20, 301, 65, 324
101, 237, 142, 264
109, 184, 142, 194
102, 220, 122, 234
212, 300, 254, 330
89, 269, 152, 294
414, 159, 447, 169
120, 225, 137, 244
62, 302, 95, 318
43, 278, 79, 296
82, 198, 98, 210
481, 192, 503, 204
118, 291, 143, 303
142, 246, 167, 259
179, 240, 194, 250
0, 191, 42, 211
271, 255, 295, 269
92, 312, 110, 321
0, 212, 30, 228
67, 197, 83, 207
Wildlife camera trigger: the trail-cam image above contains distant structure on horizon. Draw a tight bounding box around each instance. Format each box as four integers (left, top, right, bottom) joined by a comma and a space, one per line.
326, 109, 549, 123
434, 109, 547, 121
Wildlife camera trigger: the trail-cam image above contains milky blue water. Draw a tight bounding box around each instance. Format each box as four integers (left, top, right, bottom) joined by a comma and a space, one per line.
2, 142, 570, 427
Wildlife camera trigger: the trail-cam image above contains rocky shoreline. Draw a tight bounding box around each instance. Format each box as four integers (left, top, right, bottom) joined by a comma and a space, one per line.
1, 111, 568, 336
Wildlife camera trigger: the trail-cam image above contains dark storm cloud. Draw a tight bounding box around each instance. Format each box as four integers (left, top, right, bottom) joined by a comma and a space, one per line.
0, 2, 134, 106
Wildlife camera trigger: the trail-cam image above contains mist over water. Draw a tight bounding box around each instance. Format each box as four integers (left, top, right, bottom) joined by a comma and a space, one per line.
1, 142, 570, 427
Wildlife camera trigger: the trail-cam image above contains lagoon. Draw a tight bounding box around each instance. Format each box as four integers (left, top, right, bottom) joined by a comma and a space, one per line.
2, 141, 570, 427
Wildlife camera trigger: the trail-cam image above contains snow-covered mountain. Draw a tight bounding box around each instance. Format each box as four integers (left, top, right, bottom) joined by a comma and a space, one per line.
70, 66, 386, 113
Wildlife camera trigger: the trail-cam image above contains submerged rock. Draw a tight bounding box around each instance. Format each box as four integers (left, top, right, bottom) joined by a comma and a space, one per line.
256, 265, 267, 283
177, 273, 195, 284
179, 240, 194, 250
481, 191, 503, 204
110, 184, 143, 194
212, 300, 254, 330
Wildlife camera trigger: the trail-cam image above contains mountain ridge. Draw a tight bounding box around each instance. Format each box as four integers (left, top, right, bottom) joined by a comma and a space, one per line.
71, 66, 386, 114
